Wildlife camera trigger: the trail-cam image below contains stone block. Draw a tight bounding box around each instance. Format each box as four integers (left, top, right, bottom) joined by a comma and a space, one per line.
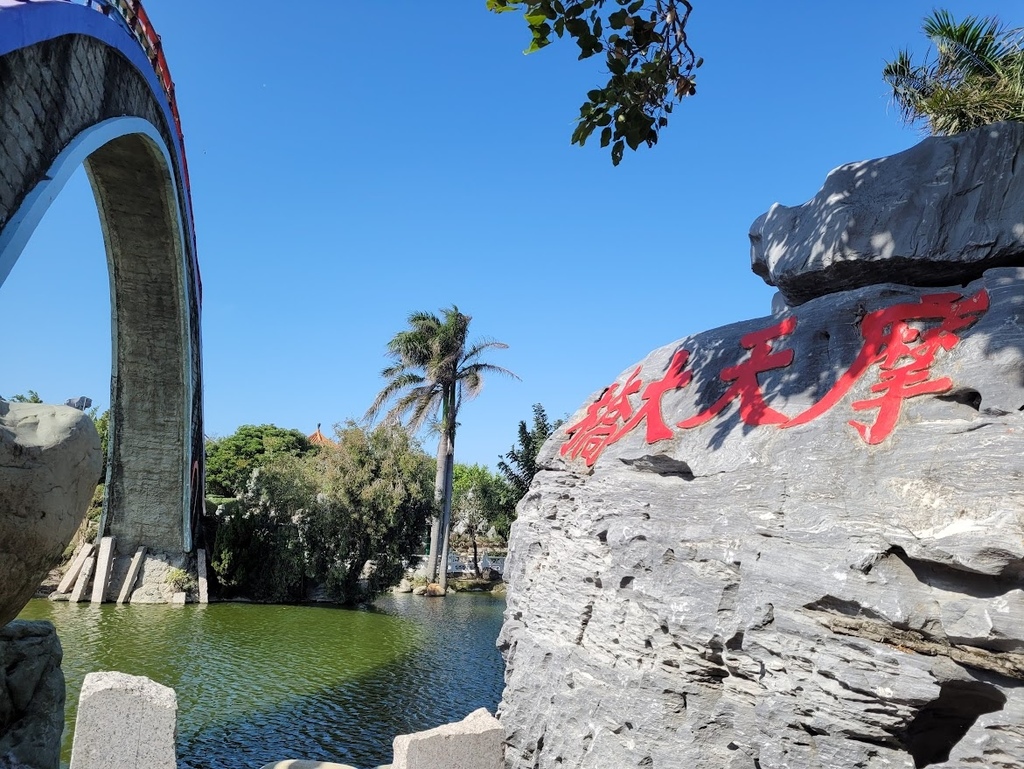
258, 761, 359, 769
57, 543, 94, 594
196, 548, 209, 604
90, 536, 115, 604
69, 672, 176, 769
116, 546, 146, 604
169, 592, 187, 605
392, 708, 503, 769
69, 556, 95, 604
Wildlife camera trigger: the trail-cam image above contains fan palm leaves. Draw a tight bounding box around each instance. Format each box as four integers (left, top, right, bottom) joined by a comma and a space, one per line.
367, 306, 517, 588
884, 10, 1024, 135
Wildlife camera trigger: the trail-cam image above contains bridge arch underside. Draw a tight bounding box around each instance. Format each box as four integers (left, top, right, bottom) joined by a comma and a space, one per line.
0, 33, 201, 555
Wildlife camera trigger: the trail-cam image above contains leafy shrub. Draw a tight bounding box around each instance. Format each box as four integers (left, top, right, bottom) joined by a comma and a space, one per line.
165, 567, 197, 594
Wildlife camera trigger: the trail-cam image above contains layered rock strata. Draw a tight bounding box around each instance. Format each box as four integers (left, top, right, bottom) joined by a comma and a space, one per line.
750, 122, 1024, 306
500, 126, 1024, 769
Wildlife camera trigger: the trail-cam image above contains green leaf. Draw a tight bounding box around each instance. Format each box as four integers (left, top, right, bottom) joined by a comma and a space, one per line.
600, 126, 612, 147
526, 37, 551, 53
611, 138, 625, 165
565, 17, 589, 37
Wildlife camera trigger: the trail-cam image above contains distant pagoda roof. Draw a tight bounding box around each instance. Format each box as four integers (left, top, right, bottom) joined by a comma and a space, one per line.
308, 423, 334, 446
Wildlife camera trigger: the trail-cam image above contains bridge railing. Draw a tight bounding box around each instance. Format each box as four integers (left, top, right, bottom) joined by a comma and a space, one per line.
62, 0, 192, 200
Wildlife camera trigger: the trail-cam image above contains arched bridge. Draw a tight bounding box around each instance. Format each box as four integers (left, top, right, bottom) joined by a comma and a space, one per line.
0, 0, 203, 559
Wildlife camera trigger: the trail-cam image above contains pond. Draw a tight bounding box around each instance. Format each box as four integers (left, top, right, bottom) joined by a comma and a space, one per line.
17, 593, 506, 769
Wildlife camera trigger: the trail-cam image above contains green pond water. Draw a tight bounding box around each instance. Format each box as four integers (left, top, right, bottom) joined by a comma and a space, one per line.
17, 593, 506, 769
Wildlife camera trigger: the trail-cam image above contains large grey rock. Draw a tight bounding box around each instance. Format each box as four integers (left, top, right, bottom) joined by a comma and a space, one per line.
499, 267, 1024, 769
392, 708, 503, 769
69, 672, 176, 769
750, 121, 1024, 306
0, 402, 101, 627
0, 621, 64, 769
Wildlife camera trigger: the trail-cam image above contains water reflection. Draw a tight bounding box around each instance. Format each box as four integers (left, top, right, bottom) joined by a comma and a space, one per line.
18, 593, 505, 768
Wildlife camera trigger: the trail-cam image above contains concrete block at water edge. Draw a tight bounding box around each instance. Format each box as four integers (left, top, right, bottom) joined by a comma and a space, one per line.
259, 761, 360, 769
170, 591, 187, 604
69, 556, 95, 603
197, 548, 209, 604
57, 543, 94, 594
392, 708, 503, 769
90, 536, 115, 604
116, 546, 147, 604
69, 671, 177, 769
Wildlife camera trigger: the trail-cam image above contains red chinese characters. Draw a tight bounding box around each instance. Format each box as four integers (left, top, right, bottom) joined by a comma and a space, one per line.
560, 288, 989, 465
678, 317, 797, 429
784, 289, 989, 444
561, 349, 692, 467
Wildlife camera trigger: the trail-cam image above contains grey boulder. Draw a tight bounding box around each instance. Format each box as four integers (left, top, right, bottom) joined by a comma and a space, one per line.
750, 121, 1024, 305
499, 268, 1024, 769
0, 621, 64, 769
0, 401, 101, 627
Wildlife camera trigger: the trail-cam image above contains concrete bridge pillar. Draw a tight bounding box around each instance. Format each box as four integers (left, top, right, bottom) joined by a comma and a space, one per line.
0, 3, 204, 588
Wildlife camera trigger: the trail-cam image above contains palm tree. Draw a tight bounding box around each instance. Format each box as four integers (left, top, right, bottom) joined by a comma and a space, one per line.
884, 10, 1024, 135
366, 306, 517, 590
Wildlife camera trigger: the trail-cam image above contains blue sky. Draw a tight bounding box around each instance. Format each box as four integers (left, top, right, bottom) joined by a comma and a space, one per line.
2, 1, 1021, 469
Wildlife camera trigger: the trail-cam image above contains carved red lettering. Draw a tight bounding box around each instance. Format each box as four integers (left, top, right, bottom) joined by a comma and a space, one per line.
785, 289, 989, 444
677, 317, 797, 429
561, 349, 692, 467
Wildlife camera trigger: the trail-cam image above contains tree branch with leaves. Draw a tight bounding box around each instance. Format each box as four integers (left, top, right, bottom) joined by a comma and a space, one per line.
488, 0, 702, 164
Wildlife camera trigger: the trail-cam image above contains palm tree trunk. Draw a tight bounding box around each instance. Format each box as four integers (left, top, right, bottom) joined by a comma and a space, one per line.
425, 432, 448, 583
437, 437, 455, 592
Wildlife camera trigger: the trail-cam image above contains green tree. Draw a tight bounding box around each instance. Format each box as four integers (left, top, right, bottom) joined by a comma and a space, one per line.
884, 10, 1024, 135
205, 424, 313, 497
452, 463, 516, 570
210, 422, 435, 605
488, 0, 702, 164
366, 306, 517, 590
498, 403, 563, 500
6, 390, 43, 403
210, 454, 311, 602
303, 422, 436, 603
92, 409, 110, 484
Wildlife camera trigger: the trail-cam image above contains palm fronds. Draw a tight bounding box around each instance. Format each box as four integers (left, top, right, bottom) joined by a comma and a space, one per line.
885, 10, 1024, 135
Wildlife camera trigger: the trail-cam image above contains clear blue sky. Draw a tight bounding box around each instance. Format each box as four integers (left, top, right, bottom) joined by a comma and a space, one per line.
2, 1, 1021, 469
